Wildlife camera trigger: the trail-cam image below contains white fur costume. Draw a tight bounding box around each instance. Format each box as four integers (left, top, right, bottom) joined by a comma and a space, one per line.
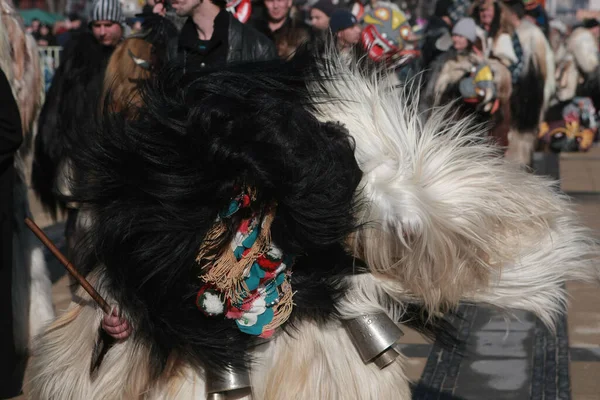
27, 52, 598, 399
554, 27, 599, 104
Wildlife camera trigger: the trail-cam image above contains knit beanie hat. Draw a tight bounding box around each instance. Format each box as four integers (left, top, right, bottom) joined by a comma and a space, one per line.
90, 0, 125, 24
452, 17, 477, 42
312, 0, 336, 17
329, 9, 358, 34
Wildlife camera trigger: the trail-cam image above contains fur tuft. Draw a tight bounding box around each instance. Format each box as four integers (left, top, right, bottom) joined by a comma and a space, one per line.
28, 278, 206, 400
307, 49, 599, 327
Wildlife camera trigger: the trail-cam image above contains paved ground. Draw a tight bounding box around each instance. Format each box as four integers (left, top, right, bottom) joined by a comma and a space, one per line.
18, 159, 600, 399
398, 194, 600, 400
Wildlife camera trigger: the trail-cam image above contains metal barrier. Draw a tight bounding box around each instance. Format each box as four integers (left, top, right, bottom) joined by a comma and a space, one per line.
38, 46, 62, 92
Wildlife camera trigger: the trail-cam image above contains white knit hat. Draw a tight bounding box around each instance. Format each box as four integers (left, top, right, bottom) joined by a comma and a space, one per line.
452, 17, 477, 43
90, 0, 125, 24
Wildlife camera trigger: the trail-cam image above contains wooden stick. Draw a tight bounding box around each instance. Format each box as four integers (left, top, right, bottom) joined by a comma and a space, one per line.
25, 217, 111, 314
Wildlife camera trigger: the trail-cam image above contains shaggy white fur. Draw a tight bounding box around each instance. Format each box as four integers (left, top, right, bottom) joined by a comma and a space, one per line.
309, 52, 599, 324
251, 320, 411, 400
27, 277, 208, 400
567, 28, 599, 76
28, 246, 55, 342
28, 274, 409, 400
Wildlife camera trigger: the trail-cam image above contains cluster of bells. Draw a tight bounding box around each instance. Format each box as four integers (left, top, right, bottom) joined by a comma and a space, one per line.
205, 313, 404, 399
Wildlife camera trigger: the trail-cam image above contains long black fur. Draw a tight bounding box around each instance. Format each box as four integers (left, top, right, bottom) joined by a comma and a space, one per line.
31, 32, 113, 218
67, 54, 363, 376
139, 15, 180, 69
510, 60, 546, 132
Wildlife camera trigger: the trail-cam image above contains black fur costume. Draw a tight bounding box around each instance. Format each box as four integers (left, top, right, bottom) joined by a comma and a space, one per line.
32, 32, 114, 218
510, 59, 545, 135
65, 51, 459, 379
68, 55, 363, 374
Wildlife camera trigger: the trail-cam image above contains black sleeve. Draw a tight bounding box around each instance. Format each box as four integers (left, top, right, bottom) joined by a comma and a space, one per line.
261, 37, 278, 60
0, 69, 22, 169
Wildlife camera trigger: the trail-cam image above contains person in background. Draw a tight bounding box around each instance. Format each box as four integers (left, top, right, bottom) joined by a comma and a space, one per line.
142, 0, 157, 14
56, 13, 86, 47
153, 0, 169, 16
310, 0, 335, 32
32, 0, 125, 261
252, 0, 311, 43
0, 67, 25, 400
549, 19, 568, 63
90, 0, 125, 47
424, 17, 482, 109
473, 0, 498, 34
582, 18, 600, 41
524, 0, 549, 38
451, 16, 478, 53
276, 17, 312, 58
36, 24, 56, 46
423, 17, 512, 148
420, 0, 454, 69
330, 9, 361, 52
172, 0, 276, 69
28, 18, 41, 36
129, 17, 144, 33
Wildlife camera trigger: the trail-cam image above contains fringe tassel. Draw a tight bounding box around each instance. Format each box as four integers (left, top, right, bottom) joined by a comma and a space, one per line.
195, 219, 228, 265
202, 209, 276, 300
195, 196, 294, 337
263, 279, 294, 332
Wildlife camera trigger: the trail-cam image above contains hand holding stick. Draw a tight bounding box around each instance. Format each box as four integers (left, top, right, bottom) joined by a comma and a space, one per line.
24, 217, 111, 314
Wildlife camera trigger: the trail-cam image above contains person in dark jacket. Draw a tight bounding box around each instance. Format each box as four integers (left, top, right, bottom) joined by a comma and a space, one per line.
172, 0, 277, 68
56, 13, 87, 48
421, 0, 454, 69
524, 0, 549, 38
0, 68, 24, 400
32, 0, 124, 259
251, 0, 312, 45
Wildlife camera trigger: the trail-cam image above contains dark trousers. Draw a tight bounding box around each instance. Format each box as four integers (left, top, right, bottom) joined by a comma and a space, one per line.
0, 162, 25, 398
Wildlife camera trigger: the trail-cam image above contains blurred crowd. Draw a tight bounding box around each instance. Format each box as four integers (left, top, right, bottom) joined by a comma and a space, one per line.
4, 0, 600, 397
